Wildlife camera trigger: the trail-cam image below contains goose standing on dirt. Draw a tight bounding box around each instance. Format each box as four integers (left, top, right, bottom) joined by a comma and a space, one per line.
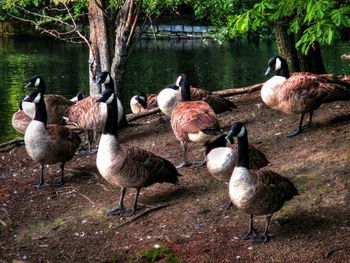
23, 75, 76, 124
64, 72, 124, 152
206, 131, 269, 184
262, 55, 350, 137
23, 90, 81, 188
227, 122, 298, 243
130, 92, 158, 113
171, 74, 221, 168
96, 84, 181, 217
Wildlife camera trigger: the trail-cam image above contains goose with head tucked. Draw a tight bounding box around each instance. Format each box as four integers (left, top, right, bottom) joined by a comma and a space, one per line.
262, 55, 350, 137
206, 130, 269, 184
170, 73, 221, 168
227, 122, 298, 243
23, 89, 81, 188
157, 84, 181, 116
96, 87, 181, 217
23, 75, 76, 124
64, 72, 124, 152
130, 91, 158, 113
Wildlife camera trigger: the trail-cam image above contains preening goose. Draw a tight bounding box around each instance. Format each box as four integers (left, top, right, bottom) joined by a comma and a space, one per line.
262, 55, 350, 137
96, 88, 181, 217
12, 90, 84, 135
206, 131, 269, 184
130, 92, 158, 113
170, 74, 221, 168
157, 84, 180, 116
23, 75, 75, 124
23, 90, 81, 188
228, 122, 298, 243
64, 72, 124, 152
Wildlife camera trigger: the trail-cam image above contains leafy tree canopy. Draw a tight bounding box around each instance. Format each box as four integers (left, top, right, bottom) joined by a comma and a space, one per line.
226, 0, 350, 53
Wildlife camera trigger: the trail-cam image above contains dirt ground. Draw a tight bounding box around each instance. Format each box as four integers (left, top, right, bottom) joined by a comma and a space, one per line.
0, 91, 349, 263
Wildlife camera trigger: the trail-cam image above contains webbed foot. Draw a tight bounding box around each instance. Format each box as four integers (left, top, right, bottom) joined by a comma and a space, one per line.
106, 207, 125, 216
191, 159, 206, 168
252, 234, 270, 244
51, 179, 64, 187
33, 182, 49, 189
239, 230, 258, 240
219, 201, 234, 210
285, 127, 301, 137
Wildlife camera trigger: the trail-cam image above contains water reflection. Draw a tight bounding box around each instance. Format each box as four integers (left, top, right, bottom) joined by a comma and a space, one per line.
0, 37, 349, 143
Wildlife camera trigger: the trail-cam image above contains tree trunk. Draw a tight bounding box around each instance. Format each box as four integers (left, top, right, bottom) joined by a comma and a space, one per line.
110, 0, 141, 99
88, 0, 113, 95
274, 22, 300, 72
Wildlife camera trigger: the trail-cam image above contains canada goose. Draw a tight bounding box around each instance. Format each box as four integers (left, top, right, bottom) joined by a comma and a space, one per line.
262, 55, 350, 137
23, 75, 75, 124
130, 92, 158, 113
157, 76, 237, 116
170, 74, 221, 168
227, 122, 298, 243
12, 91, 84, 135
157, 84, 181, 116
206, 132, 269, 184
96, 88, 181, 217
64, 72, 124, 152
23, 90, 81, 188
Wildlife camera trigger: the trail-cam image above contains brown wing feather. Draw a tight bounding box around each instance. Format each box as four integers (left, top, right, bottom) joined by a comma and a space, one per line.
116, 144, 180, 187
171, 101, 220, 141
44, 95, 75, 124
246, 170, 298, 215
12, 110, 31, 134
190, 87, 209, 100
146, 94, 158, 109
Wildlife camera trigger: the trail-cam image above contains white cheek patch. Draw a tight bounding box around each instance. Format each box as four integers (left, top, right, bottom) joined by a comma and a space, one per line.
275, 57, 282, 71
175, 75, 182, 86
33, 93, 41, 103
237, 126, 246, 137
106, 93, 114, 104
35, 77, 41, 87
105, 74, 111, 84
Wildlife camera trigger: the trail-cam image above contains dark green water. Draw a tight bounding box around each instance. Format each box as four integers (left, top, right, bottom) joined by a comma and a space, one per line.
0, 38, 349, 143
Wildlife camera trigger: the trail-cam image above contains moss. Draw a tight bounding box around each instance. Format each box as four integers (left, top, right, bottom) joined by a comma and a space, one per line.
140, 247, 184, 263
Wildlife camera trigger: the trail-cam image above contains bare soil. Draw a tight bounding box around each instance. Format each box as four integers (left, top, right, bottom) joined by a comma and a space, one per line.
0, 92, 349, 263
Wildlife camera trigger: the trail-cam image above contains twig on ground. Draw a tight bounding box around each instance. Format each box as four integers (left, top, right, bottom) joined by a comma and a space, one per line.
113, 203, 170, 229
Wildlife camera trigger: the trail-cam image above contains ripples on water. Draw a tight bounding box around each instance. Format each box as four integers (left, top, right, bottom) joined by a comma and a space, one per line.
0, 38, 349, 143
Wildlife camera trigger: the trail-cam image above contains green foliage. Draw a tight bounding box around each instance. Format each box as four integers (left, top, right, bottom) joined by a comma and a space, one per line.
140, 247, 184, 263
226, 0, 350, 53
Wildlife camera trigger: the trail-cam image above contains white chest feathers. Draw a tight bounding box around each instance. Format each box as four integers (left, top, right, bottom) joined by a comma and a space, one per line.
157, 88, 180, 116
22, 101, 35, 119
206, 147, 235, 183
96, 134, 118, 178
24, 120, 49, 160
261, 76, 286, 104
229, 167, 255, 209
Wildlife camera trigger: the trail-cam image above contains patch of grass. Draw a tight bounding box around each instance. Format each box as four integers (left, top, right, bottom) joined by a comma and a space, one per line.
140, 247, 184, 263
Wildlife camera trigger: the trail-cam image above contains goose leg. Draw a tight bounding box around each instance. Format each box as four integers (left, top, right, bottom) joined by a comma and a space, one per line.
107, 188, 126, 216
120, 188, 140, 217
176, 142, 190, 168
286, 113, 305, 137
33, 164, 49, 189
253, 215, 272, 244
302, 111, 313, 128
239, 214, 257, 240
88, 130, 98, 154
52, 163, 65, 187
191, 150, 207, 168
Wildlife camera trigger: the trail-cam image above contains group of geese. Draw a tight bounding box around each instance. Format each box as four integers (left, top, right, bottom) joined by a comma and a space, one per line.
14, 55, 350, 244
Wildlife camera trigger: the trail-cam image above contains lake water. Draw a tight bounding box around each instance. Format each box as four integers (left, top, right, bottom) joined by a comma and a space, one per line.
0, 38, 349, 143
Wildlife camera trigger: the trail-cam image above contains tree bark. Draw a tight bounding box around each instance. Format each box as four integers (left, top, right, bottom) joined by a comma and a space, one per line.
88, 0, 113, 95
274, 22, 300, 72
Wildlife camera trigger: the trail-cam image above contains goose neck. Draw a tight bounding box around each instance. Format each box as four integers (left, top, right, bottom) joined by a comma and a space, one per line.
34, 97, 48, 125
236, 133, 250, 168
